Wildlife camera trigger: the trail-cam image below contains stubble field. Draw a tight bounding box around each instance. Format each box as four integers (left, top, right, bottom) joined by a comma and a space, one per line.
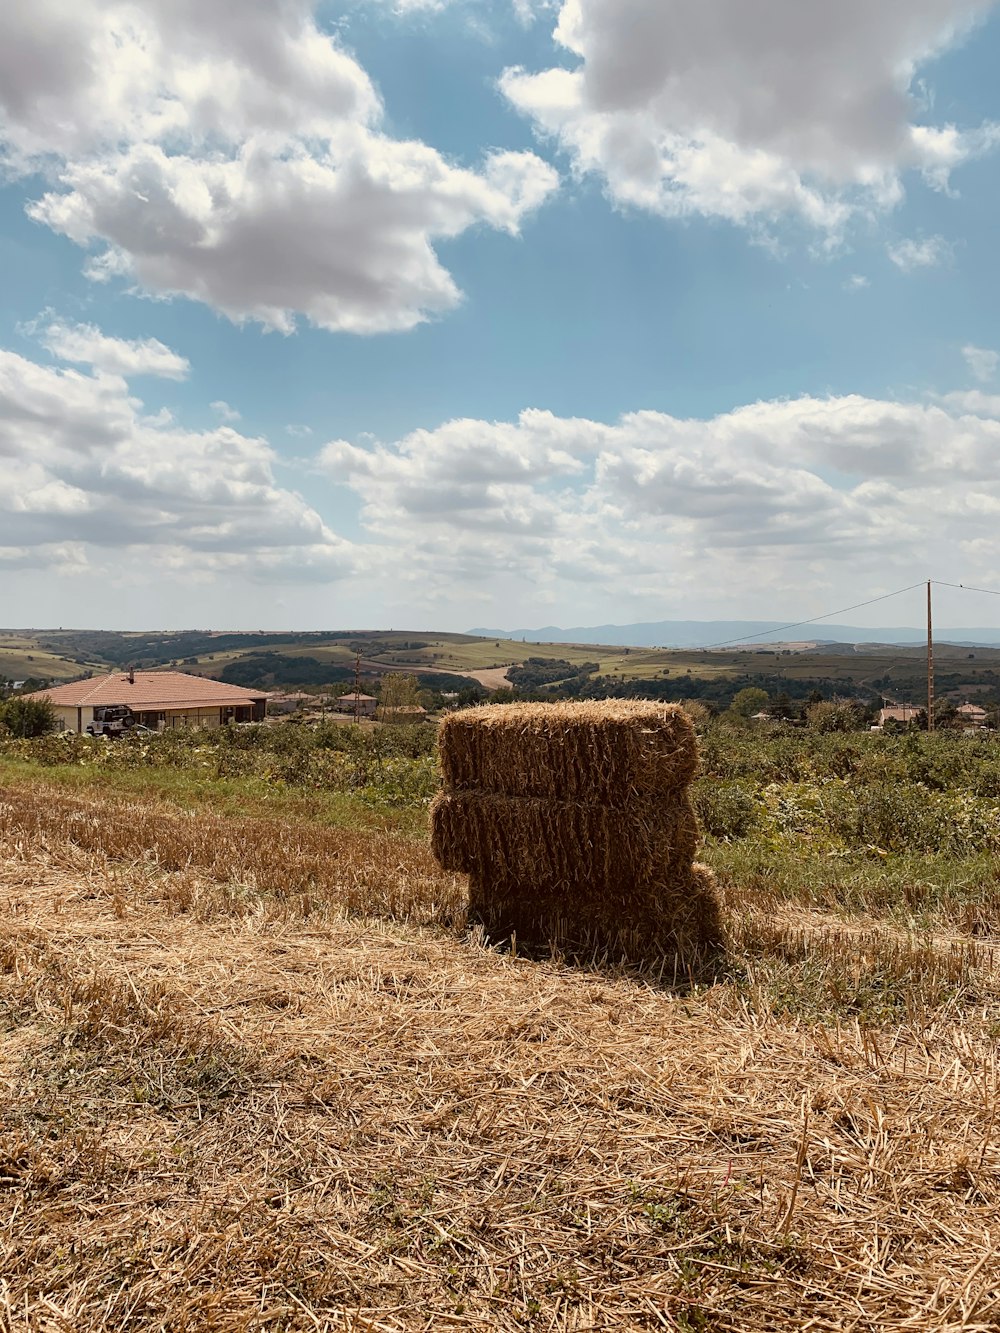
1, 726, 1000, 1330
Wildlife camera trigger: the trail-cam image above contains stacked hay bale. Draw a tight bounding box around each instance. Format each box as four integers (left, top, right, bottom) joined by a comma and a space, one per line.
431, 700, 723, 963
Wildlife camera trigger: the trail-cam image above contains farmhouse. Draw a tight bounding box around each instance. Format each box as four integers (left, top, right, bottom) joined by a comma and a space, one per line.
23, 671, 267, 734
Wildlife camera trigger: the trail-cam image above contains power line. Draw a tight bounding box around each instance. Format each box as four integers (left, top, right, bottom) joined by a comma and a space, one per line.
696, 581, 928, 651
933, 580, 1000, 598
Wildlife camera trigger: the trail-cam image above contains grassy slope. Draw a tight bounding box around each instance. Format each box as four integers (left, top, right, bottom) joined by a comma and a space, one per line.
218, 633, 1000, 696
7, 627, 1000, 701
0, 633, 104, 682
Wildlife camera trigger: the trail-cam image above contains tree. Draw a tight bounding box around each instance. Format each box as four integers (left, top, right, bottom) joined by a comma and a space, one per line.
377, 673, 420, 722
773, 691, 796, 720
0, 697, 57, 738
730, 687, 769, 718
934, 702, 960, 730
805, 699, 864, 733
680, 700, 712, 726
455, 686, 486, 708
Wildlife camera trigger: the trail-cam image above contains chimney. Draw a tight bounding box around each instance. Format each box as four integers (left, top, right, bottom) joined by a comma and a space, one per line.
128, 667, 135, 685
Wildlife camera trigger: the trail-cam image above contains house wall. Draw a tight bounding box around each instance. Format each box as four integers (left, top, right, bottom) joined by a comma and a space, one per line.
159, 704, 264, 728
51, 702, 266, 733
164, 707, 232, 729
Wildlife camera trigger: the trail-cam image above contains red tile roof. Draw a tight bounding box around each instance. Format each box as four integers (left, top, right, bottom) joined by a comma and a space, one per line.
23, 671, 266, 710
878, 705, 920, 723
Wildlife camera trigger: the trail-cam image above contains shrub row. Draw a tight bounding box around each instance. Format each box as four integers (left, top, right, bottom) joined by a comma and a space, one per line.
693, 774, 1000, 856
697, 727, 1000, 795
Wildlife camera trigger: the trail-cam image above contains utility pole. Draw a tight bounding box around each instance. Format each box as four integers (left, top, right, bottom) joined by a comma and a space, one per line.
927, 580, 935, 734
353, 650, 362, 725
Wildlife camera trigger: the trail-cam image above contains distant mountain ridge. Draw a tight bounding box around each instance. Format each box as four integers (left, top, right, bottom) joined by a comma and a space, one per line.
469, 620, 1000, 649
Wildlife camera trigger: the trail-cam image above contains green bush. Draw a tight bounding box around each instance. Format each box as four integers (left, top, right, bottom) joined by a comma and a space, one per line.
0, 697, 57, 739
692, 779, 759, 839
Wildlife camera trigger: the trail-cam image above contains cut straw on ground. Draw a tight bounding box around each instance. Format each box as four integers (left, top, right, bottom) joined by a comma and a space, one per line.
2, 793, 1000, 1330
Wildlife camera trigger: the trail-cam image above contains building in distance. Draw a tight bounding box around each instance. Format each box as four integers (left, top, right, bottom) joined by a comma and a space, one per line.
22, 671, 267, 734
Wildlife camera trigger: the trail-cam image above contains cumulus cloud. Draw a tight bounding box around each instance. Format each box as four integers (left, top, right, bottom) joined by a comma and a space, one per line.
211, 400, 242, 423
962, 344, 999, 382
502, 0, 998, 236
10, 354, 1000, 614
37, 318, 189, 380
0, 344, 356, 582
320, 395, 1000, 607
887, 235, 953, 269
0, 1, 558, 333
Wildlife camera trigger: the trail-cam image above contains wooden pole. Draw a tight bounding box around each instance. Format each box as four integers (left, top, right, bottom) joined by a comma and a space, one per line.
927, 580, 934, 734
354, 651, 362, 725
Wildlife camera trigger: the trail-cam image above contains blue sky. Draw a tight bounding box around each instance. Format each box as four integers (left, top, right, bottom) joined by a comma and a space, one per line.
1, 0, 1000, 633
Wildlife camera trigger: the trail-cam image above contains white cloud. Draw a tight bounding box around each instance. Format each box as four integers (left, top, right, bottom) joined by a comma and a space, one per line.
887, 235, 953, 269
0, 1, 558, 334
27, 142, 557, 335
37, 318, 189, 380
384, 0, 454, 10
368, 0, 556, 18
211, 400, 242, 423
0, 345, 356, 583
962, 344, 999, 382
319, 395, 1000, 611
502, 0, 998, 237
512, 0, 559, 22
937, 388, 1000, 414
845, 274, 870, 291
8, 356, 1000, 618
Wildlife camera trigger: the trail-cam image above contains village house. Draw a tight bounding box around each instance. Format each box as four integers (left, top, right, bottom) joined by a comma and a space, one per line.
266, 691, 314, 716
877, 703, 922, 727
333, 692, 378, 719
23, 671, 267, 733
956, 702, 990, 729
381, 704, 429, 724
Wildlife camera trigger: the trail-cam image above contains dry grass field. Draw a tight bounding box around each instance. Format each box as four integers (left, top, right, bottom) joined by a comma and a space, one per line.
0, 636, 102, 684
2, 780, 1000, 1330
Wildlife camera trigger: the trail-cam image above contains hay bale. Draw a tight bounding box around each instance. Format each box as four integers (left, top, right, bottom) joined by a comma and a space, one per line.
430, 790, 698, 889
465, 860, 724, 961
431, 700, 721, 966
437, 700, 697, 805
